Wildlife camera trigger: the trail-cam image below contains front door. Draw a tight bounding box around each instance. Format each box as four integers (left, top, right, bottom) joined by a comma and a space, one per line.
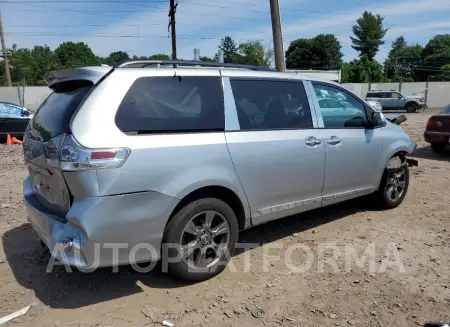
310, 82, 383, 206
389, 92, 405, 109
223, 77, 326, 225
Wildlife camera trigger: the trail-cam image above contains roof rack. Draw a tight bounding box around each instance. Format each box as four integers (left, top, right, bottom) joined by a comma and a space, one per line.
114, 59, 274, 71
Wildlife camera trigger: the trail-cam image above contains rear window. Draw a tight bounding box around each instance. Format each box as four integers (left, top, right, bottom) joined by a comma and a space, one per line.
115, 76, 224, 133
27, 81, 93, 141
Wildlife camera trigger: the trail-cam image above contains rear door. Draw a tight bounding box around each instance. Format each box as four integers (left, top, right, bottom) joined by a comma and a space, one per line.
365, 92, 378, 102
223, 76, 325, 225
23, 80, 94, 217
375, 92, 389, 108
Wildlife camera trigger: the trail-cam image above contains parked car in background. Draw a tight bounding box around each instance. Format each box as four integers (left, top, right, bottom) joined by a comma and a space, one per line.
23, 61, 417, 282
424, 104, 450, 153
0, 102, 32, 142
365, 91, 425, 113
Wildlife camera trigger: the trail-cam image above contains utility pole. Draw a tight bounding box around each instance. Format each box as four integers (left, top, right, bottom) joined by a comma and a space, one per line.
0, 11, 12, 86
168, 0, 178, 62
269, 0, 285, 72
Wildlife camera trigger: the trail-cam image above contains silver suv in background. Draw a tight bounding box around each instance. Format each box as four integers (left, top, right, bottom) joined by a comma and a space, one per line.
365, 91, 425, 113
23, 60, 417, 281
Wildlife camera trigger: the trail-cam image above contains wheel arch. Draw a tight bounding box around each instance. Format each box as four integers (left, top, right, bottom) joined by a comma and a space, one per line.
405, 100, 419, 109
169, 185, 250, 231
376, 148, 409, 190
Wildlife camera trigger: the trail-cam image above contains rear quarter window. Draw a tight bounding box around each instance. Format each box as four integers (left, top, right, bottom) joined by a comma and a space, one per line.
115, 76, 224, 133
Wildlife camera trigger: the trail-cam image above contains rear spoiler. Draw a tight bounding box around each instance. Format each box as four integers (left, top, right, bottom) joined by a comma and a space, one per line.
44, 66, 114, 90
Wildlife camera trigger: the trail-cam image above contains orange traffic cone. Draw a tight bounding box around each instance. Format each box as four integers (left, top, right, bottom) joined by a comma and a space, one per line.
6, 134, 12, 145
11, 137, 23, 145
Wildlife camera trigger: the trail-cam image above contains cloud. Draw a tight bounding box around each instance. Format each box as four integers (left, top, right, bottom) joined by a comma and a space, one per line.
79, 0, 281, 58
175, 0, 450, 61
387, 20, 450, 37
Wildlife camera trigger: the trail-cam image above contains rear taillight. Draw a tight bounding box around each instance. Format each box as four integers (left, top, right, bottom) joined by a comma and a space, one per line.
59, 135, 130, 171
426, 119, 435, 130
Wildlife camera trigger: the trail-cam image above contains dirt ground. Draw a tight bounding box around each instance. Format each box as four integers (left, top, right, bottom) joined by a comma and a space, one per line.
0, 109, 449, 327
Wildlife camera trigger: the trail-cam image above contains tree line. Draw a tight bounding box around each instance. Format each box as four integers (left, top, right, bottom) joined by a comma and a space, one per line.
1, 10, 450, 85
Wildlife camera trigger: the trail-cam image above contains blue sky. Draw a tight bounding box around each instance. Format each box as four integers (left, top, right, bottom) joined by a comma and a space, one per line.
2, 0, 450, 63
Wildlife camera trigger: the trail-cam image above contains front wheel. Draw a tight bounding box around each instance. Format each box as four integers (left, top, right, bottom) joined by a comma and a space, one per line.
406, 102, 418, 113
163, 198, 239, 281
431, 143, 447, 153
373, 164, 410, 209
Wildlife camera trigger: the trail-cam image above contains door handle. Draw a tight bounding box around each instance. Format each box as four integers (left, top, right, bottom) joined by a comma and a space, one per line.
305, 136, 322, 147
326, 136, 341, 145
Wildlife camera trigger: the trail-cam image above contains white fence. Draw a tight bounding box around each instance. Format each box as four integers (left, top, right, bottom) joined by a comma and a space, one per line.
2, 81, 450, 111
0, 86, 52, 111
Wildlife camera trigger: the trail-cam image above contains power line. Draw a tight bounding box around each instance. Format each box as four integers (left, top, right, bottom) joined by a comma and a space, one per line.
3, 31, 220, 40
6, 0, 450, 18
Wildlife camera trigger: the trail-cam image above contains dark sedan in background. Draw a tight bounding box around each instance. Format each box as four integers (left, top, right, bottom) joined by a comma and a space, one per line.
0, 102, 33, 143
424, 104, 450, 153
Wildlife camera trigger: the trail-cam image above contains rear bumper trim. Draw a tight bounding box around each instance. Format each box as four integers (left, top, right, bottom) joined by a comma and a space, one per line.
424, 131, 450, 144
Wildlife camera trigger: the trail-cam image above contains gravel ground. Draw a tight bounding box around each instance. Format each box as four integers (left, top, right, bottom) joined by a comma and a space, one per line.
0, 109, 449, 327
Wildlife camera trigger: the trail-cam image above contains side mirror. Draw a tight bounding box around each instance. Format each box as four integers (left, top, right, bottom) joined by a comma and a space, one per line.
371, 111, 383, 128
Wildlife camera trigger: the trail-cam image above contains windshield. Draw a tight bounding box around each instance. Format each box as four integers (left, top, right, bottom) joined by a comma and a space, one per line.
0, 102, 29, 119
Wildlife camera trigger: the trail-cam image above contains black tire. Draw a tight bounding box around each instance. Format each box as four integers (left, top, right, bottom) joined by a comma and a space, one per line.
431, 143, 446, 153
163, 198, 239, 281
406, 102, 418, 113
373, 164, 410, 210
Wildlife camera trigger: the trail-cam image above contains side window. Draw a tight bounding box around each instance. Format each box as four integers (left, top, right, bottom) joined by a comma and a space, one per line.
391, 92, 402, 99
230, 79, 313, 131
312, 83, 368, 128
115, 76, 224, 133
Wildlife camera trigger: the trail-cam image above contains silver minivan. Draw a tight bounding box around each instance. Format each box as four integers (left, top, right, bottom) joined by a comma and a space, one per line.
23, 61, 417, 281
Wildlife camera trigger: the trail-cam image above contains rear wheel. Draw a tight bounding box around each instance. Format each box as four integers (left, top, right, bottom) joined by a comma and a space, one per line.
373, 164, 409, 209
431, 143, 447, 153
406, 102, 418, 113
163, 198, 238, 281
